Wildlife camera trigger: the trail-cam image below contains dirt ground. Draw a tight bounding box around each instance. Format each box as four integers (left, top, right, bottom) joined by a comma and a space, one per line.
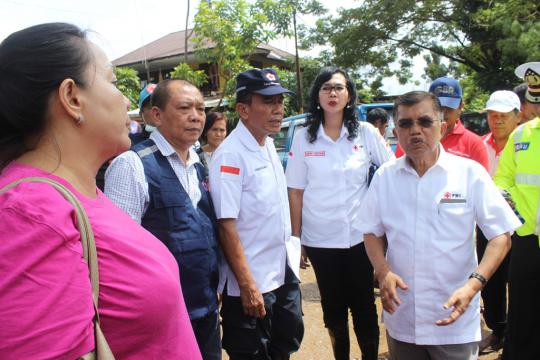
223, 266, 502, 360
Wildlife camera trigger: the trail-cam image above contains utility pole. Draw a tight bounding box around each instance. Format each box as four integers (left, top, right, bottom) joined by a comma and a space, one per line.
293, 8, 303, 113
185, 0, 190, 64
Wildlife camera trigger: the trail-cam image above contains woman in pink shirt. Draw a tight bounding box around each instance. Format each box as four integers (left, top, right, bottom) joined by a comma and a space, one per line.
0, 23, 202, 359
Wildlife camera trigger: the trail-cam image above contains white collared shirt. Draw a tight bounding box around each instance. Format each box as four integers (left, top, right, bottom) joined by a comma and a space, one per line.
482, 132, 501, 177
286, 122, 394, 248
355, 147, 521, 345
209, 120, 300, 296
104, 129, 201, 223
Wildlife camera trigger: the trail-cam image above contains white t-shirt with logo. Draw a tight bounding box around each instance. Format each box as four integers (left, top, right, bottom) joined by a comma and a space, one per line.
286, 122, 394, 248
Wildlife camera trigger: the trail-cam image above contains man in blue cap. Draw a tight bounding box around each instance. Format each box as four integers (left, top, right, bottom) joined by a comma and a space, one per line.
428, 77, 489, 170
209, 68, 303, 360
129, 83, 157, 145
394, 77, 489, 171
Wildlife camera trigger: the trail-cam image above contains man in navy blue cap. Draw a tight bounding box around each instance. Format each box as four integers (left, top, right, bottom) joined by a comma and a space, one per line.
209, 68, 303, 360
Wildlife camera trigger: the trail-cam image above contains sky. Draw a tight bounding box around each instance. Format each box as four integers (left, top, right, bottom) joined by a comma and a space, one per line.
0, 0, 427, 95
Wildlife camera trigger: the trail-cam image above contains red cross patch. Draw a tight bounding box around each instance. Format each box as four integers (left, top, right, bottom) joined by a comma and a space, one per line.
265, 73, 276, 81
443, 192, 451, 199
146, 83, 157, 93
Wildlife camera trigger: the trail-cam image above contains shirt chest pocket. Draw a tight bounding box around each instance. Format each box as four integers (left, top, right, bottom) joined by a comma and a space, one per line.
246, 165, 280, 211
344, 150, 370, 184
152, 190, 189, 208
437, 202, 474, 231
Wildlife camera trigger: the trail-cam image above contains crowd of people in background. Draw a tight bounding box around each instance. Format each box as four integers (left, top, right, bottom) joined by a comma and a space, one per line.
0, 22, 539, 360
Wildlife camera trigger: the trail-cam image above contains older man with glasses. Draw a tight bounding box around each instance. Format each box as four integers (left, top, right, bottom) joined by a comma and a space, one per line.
355, 91, 521, 360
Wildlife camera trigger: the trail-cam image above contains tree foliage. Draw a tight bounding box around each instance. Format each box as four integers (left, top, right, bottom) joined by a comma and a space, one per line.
193, 0, 274, 107
256, 0, 325, 38
114, 67, 140, 110
169, 63, 208, 87
193, 0, 324, 110
306, 0, 540, 93
422, 53, 459, 82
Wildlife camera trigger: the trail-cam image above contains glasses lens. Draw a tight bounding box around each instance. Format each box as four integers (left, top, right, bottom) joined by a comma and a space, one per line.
320, 85, 346, 94
398, 118, 435, 129
398, 119, 413, 129
419, 119, 435, 128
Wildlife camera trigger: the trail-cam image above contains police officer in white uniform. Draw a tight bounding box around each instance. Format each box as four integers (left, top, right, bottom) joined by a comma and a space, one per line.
208, 68, 303, 360
356, 91, 521, 360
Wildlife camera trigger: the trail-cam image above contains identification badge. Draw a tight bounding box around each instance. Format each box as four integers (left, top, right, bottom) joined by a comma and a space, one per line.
515, 142, 530, 152
304, 151, 325, 157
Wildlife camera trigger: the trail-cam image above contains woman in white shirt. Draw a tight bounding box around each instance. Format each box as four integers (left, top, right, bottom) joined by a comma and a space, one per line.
286, 67, 394, 360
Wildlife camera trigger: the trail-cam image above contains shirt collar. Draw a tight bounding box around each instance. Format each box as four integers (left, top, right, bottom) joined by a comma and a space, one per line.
149, 128, 200, 166
317, 123, 349, 142
483, 132, 499, 153
236, 120, 273, 152
447, 119, 465, 135
529, 117, 540, 129
397, 144, 450, 174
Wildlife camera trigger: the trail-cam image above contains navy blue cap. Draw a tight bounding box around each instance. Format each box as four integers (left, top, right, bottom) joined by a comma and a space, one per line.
429, 77, 462, 109
235, 68, 294, 96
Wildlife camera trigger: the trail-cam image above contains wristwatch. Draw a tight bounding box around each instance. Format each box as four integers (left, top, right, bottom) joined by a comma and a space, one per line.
469, 272, 487, 287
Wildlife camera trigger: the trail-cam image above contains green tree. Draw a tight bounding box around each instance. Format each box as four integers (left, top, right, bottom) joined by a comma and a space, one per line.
193, 0, 325, 111
422, 53, 459, 82
307, 0, 540, 93
169, 63, 208, 87
193, 0, 274, 108
114, 67, 140, 110
272, 66, 297, 117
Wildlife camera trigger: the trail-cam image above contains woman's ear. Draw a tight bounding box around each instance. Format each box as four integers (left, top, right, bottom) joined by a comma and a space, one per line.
57, 78, 82, 121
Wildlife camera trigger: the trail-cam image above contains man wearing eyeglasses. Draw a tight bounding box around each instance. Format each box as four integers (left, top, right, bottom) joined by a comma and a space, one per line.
394, 78, 489, 172
356, 91, 521, 360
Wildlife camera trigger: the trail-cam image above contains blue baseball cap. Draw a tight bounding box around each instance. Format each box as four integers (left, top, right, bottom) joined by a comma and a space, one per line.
429, 77, 462, 109
138, 83, 157, 109
235, 68, 294, 96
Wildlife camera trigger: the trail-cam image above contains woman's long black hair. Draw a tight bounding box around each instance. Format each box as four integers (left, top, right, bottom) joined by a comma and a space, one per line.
306, 66, 358, 143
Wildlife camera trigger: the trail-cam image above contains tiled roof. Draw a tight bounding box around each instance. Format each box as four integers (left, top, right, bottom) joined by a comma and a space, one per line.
113, 29, 293, 66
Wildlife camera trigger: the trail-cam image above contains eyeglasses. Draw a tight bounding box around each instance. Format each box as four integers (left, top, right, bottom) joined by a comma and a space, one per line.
397, 117, 437, 129
319, 84, 347, 94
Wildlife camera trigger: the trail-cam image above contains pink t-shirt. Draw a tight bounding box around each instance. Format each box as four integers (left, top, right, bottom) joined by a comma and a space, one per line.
0, 162, 202, 360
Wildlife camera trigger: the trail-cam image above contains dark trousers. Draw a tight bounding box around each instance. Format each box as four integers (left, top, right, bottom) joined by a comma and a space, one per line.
221, 267, 304, 360
476, 227, 510, 338
304, 243, 379, 344
192, 309, 222, 360
502, 234, 540, 360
